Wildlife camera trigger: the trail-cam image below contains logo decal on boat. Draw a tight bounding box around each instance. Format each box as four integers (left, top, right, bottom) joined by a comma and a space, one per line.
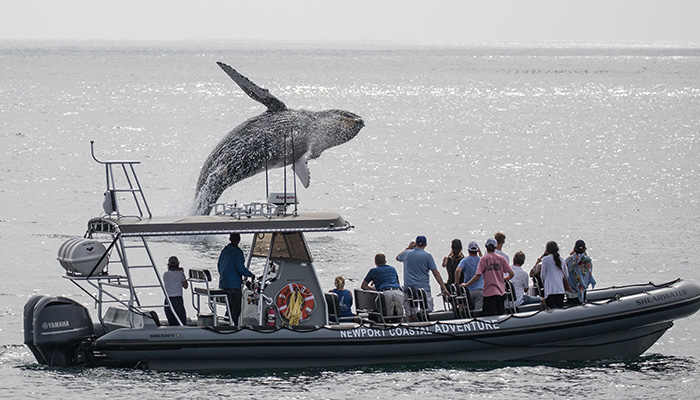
41, 320, 70, 330
338, 320, 500, 339
636, 289, 687, 306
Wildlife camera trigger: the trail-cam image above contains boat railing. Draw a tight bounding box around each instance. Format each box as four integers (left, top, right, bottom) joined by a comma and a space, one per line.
66, 231, 180, 328
91, 141, 152, 220
61, 144, 178, 328
212, 202, 280, 219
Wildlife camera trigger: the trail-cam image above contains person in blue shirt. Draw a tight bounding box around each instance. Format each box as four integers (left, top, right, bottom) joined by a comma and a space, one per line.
217, 233, 254, 326
455, 241, 484, 310
396, 235, 449, 320
362, 253, 404, 317
331, 276, 354, 318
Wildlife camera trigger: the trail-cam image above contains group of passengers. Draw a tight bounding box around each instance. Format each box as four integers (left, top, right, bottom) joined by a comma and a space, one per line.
339, 232, 597, 321
162, 232, 596, 326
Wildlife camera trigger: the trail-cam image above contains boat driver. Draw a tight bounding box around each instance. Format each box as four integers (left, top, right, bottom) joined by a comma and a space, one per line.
217, 233, 255, 326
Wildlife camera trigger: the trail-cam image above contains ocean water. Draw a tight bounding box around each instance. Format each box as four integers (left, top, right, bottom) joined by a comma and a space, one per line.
1, 41, 699, 398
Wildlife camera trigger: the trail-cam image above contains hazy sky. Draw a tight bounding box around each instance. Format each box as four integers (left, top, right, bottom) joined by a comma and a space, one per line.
2, 0, 699, 45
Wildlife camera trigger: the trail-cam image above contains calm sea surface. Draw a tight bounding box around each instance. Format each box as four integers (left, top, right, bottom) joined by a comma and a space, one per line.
1, 41, 699, 399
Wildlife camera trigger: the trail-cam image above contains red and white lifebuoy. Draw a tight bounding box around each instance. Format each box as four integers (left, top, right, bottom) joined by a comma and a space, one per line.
275, 283, 316, 323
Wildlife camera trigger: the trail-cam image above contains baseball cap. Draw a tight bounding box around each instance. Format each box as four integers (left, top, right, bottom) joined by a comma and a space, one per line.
467, 241, 479, 252
167, 256, 180, 267
416, 236, 427, 246
485, 238, 498, 248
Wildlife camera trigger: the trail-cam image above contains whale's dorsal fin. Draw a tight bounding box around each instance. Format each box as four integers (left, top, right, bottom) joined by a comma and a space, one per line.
217, 62, 287, 112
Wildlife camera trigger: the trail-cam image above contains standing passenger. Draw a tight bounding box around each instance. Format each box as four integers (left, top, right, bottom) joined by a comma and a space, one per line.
565, 239, 596, 306
463, 238, 514, 316
362, 253, 404, 317
455, 241, 483, 310
163, 256, 188, 326
442, 239, 464, 287
540, 241, 571, 309
217, 233, 255, 326
494, 232, 510, 264
396, 236, 449, 320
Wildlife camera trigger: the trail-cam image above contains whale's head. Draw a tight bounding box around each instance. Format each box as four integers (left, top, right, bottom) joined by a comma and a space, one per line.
307, 109, 364, 158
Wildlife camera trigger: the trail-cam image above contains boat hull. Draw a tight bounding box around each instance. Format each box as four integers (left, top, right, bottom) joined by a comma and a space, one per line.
90, 280, 700, 370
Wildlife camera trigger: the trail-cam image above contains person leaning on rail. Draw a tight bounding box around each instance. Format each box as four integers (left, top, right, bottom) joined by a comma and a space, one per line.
362, 253, 404, 318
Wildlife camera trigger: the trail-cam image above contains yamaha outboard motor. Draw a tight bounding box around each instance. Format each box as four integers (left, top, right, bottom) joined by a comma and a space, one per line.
24, 295, 94, 367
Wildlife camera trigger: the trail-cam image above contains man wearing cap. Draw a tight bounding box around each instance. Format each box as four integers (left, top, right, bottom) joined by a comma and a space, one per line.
217, 233, 255, 326
362, 253, 404, 318
396, 236, 449, 320
463, 238, 514, 316
455, 241, 484, 310
565, 239, 596, 306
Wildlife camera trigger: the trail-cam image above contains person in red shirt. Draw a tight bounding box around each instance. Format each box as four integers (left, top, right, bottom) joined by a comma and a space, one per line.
463, 238, 514, 316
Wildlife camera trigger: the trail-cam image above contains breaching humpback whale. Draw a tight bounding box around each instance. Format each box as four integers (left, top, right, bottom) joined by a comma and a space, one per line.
193, 62, 364, 215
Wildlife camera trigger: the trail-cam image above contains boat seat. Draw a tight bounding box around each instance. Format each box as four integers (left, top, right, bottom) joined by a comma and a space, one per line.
452, 285, 474, 319
532, 275, 545, 298
188, 268, 231, 327
504, 281, 518, 314
443, 284, 457, 312
404, 287, 429, 322
354, 289, 404, 324
325, 292, 361, 324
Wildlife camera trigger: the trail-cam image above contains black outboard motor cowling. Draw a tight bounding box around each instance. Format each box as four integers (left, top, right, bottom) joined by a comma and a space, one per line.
24, 296, 94, 367
23, 295, 49, 364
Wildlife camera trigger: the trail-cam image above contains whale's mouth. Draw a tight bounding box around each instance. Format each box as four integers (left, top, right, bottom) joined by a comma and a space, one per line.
340, 111, 364, 131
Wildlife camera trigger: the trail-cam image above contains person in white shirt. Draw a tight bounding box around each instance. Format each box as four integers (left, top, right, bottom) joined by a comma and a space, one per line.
540, 241, 572, 309
505, 251, 541, 308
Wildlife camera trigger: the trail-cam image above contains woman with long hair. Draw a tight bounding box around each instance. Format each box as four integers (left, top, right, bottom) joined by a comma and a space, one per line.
442, 239, 464, 287
540, 241, 572, 309
565, 239, 596, 305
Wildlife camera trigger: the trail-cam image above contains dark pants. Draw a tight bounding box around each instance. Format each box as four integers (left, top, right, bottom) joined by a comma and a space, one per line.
545, 294, 565, 309
482, 294, 505, 316
164, 296, 186, 326
566, 292, 586, 306
566, 297, 582, 306
222, 288, 243, 326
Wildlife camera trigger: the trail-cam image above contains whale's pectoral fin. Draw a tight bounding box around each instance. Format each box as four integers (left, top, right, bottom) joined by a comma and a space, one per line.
217, 62, 287, 112
294, 152, 311, 188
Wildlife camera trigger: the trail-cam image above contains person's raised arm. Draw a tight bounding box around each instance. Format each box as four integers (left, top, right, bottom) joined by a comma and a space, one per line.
396, 241, 416, 261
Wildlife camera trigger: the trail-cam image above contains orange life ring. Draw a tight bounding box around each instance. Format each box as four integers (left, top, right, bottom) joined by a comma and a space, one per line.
275, 283, 316, 323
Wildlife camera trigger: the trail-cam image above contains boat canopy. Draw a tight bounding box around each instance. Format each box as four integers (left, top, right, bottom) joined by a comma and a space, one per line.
87, 212, 351, 237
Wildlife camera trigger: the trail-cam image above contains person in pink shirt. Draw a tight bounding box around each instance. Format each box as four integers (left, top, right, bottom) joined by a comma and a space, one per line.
463, 238, 514, 316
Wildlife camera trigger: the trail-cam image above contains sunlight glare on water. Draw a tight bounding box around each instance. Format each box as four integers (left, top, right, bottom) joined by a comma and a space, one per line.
0, 42, 699, 398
